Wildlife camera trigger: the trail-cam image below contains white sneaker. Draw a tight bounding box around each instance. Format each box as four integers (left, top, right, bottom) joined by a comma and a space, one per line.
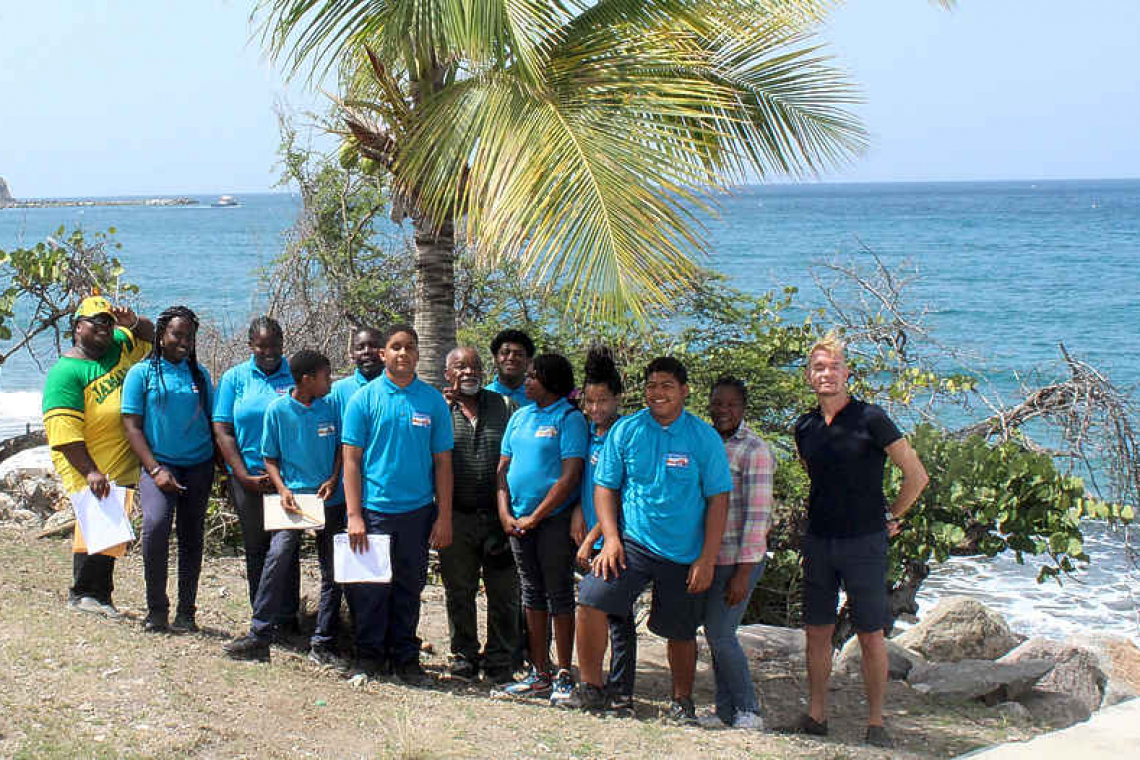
732, 711, 765, 731
696, 711, 727, 729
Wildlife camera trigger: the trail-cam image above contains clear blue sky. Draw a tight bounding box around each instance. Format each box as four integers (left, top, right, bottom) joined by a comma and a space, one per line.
1, 1, 1137, 197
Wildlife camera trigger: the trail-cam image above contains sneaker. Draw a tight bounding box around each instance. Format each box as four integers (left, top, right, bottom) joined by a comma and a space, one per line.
308, 644, 347, 670
696, 711, 727, 728
549, 669, 575, 706
493, 666, 553, 699
732, 711, 765, 731
70, 596, 116, 618
865, 724, 894, 749
560, 682, 607, 711
143, 612, 169, 633
447, 655, 479, 682
223, 634, 270, 663
171, 613, 198, 633
95, 600, 123, 619
483, 666, 515, 686
393, 659, 427, 685
665, 697, 698, 726
776, 713, 828, 737
605, 692, 635, 717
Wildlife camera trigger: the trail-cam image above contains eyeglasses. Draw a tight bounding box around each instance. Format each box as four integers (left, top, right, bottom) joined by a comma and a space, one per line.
80, 314, 115, 327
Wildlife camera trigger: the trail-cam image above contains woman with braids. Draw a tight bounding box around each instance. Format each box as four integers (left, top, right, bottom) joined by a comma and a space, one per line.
568, 346, 638, 714
122, 306, 216, 633
212, 317, 299, 631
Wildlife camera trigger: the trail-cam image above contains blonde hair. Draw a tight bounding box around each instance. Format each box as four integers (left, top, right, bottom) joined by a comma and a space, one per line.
807, 332, 847, 365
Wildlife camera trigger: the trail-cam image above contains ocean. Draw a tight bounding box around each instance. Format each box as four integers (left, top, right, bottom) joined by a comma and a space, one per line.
2, 180, 1138, 642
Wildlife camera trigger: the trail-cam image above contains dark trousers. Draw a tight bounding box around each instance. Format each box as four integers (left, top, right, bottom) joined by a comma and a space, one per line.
438, 509, 520, 671
139, 459, 214, 617
229, 478, 299, 624
71, 552, 115, 604
345, 503, 436, 664
312, 501, 349, 648
607, 613, 637, 698
250, 528, 303, 639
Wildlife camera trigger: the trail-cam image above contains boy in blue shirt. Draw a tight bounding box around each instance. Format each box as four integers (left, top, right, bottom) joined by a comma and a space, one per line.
308, 326, 384, 667
342, 324, 454, 683
224, 350, 339, 662
567, 357, 732, 723
484, 329, 535, 407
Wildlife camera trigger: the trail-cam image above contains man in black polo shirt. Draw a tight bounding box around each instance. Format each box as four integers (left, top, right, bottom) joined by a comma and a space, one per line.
790, 336, 928, 748
439, 346, 520, 684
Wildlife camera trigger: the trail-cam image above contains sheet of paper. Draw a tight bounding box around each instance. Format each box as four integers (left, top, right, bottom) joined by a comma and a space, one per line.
263, 493, 325, 530
70, 483, 135, 555
333, 533, 391, 583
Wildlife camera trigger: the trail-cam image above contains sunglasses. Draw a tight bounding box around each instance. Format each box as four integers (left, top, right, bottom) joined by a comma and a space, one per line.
79, 314, 115, 327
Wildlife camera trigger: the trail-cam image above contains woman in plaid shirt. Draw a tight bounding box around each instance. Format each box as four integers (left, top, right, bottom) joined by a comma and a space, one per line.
699, 377, 775, 730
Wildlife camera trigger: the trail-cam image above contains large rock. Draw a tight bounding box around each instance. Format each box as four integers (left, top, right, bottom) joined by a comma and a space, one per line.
836, 636, 925, 680
999, 638, 1106, 712
894, 596, 1021, 661
736, 624, 806, 660
1018, 689, 1092, 729
906, 658, 1054, 704
0, 177, 12, 206
1069, 634, 1140, 706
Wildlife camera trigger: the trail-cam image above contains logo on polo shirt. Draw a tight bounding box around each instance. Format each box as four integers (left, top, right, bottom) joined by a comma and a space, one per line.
535, 425, 559, 438
590, 452, 599, 465
412, 412, 432, 428
317, 423, 337, 437
664, 452, 690, 468
276, 387, 289, 394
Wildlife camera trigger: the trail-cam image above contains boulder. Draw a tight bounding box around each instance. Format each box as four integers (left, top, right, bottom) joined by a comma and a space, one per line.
41, 507, 75, 534
0, 177, 12, 205
736, 624, 806, 660
992, 700, 1032, 724
0, 492, 16, 520
894, 596, 1020, 661
1018, 689, 1092, 729
836, 636, 925, 680
906, 658, 1054, 704
999, 638, 1106, 713
1069, 634, 1140, 706
9, 508, 41, 527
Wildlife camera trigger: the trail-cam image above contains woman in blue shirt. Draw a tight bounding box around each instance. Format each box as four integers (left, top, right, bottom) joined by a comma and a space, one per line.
122, 306, 215, 633
212, 317, 298, 629
496, 353, 587, 703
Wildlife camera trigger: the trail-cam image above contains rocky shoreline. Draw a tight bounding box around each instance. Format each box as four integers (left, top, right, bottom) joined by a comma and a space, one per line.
1, 197, 198, 208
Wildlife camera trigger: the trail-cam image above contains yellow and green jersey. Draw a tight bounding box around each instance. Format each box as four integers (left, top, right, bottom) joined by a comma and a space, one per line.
42, 327, 151, 495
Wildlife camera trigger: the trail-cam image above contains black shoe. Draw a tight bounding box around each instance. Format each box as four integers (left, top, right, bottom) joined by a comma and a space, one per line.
447, 655, 478, 682
483, 666, 515, 686
393, 659, 427, 685
606, 692, 635, 717
223, 634, 270, 663
866, 724, 894, 748
561, 682, 607, 711
171, 613, 198, 633
350, 656, 388, 679
271, 620, 302, 648
777, 713, 829, 737
666, 697, 698, 726
308, 644, 348, 671
143, 612, 169, 634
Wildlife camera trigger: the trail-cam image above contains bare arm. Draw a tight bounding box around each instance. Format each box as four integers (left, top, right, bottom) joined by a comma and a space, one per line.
343, 444, 368, 552
123, 413, 183, 492
55, 441, 109, 498
516, 458, 584, 531
591, 485, 626, 579
688, 492, 729, 594
262, 457, 299, 513
496, 455, 522, 535
430, 450, 453, 549
885, 438, 929, 530
317, 446, 341, 501
212, 420, 270, 493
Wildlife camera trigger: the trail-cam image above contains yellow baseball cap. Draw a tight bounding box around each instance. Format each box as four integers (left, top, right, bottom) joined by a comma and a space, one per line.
76, 295, 114, 319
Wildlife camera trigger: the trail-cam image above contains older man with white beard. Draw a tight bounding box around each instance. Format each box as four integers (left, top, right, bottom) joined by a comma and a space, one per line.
438, 346, 521, 684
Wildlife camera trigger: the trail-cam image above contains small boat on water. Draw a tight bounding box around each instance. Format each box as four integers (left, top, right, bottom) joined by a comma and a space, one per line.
212, 195, 239, 207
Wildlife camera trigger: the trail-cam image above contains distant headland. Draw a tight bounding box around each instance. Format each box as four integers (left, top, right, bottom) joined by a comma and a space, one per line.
0, 177, 197, 208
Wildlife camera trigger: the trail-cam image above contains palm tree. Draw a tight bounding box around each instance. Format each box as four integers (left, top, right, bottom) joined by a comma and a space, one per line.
256, 0, 868, 385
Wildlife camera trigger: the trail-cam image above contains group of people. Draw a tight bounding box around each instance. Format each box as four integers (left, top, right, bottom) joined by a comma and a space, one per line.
42, 294, 927, 748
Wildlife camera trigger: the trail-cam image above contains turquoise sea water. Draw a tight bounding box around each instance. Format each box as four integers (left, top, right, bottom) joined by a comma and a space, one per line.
2, 180, 1138, 641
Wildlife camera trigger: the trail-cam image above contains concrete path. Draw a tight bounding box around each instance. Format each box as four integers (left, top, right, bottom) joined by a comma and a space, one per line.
956, 699, 1140, 758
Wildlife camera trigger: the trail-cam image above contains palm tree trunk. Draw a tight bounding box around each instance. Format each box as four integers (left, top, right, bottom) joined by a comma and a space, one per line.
412, 218, 455, 388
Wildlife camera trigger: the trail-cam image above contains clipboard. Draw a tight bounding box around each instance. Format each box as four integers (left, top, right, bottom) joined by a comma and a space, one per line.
263, 493, 326, 530
71, 483, 135, 554
333, 533, 392, 583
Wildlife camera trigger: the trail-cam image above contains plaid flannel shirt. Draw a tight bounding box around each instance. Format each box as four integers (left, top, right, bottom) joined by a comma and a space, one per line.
716, 423, 775, 566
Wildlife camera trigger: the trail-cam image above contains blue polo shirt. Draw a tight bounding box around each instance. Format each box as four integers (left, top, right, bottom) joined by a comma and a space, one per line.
121, 358, 214, 466
261, 393, 339, 494
581, 419, 620, 549
342, 372, 453, 513
213, 356, 294, 474
485, 377, 533, 407
501, 397, 588, 518
595, 408, 733, 564
324, 369, 379, 506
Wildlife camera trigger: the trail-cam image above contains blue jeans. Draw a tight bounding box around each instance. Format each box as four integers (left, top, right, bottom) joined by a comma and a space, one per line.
606, 613, 637, 698
344, 503, 437, 664
250, 528, 303, 640
702, 561, 765, 723
311, 500, 349, 649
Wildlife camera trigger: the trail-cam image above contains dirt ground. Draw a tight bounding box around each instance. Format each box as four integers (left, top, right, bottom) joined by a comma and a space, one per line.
0, 525, 1041, 759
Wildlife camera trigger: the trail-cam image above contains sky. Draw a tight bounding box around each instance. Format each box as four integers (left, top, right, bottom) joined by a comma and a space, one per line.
1, 0, 1138, 197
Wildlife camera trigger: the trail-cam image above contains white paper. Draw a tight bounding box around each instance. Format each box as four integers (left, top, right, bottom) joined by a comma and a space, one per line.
263, 493, 325, 530
333, 533, 391, 583
71, 483, 135, 554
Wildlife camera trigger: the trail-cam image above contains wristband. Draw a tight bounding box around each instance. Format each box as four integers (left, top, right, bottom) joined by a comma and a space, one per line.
148, 465, 163, 477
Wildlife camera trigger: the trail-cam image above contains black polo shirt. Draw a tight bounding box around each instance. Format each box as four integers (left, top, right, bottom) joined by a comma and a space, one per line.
450, 390, 516, 514
794, 398, 903, 538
